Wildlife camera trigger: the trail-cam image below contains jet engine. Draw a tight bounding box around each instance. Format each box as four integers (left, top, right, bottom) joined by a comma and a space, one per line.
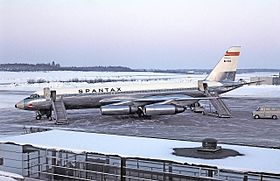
143, 104, 185, 116
100, 105, 138, 115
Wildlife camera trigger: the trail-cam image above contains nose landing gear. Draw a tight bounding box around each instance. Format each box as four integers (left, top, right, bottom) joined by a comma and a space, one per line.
35, 114, 42, 120
35, 110, 52, 120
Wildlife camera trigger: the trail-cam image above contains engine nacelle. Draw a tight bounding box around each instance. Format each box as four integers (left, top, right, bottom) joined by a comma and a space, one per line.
143, 105, 185, 116
100, 105, 138, 115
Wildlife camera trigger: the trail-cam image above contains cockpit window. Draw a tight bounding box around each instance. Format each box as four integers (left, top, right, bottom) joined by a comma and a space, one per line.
25, 94, 40, 100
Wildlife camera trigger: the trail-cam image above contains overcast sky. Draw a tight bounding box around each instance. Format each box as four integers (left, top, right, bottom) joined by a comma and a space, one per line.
0, 0, 279, 69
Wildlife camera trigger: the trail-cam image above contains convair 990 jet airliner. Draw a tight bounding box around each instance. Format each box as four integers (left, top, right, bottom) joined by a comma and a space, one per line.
15, 46, 247, 120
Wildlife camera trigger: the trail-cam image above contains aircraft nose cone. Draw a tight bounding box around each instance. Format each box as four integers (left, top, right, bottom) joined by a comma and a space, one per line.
15, 101, 25, 109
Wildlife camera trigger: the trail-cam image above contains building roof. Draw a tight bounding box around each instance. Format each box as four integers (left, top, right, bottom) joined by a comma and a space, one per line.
0, 130, 279, 173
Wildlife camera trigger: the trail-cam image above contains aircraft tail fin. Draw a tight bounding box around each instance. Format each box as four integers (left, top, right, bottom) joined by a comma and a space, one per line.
206, 46, 241, 82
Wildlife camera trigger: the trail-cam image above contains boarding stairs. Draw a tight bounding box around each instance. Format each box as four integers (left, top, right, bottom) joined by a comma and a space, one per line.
205, 91, 232, 118
51, 96, 68, 124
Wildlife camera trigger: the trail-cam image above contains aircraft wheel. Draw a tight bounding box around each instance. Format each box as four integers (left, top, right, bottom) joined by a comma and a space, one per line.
272, 115, 277, 120
254, 115, 260, 119
36, 115, 42, 120
137, 108, 145, 117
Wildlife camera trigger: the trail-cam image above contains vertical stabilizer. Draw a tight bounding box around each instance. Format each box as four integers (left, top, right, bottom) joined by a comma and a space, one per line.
206, 46, 241, 82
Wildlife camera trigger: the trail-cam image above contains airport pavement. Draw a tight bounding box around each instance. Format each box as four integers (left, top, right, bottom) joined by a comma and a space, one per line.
0, 90, 280, 148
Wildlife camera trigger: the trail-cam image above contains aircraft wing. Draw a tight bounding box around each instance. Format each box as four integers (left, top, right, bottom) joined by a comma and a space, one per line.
100, 94, 217, 107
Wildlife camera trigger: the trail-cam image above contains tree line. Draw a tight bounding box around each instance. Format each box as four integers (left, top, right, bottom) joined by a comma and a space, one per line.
0, 62, 279, 74
0, 62, 133, 72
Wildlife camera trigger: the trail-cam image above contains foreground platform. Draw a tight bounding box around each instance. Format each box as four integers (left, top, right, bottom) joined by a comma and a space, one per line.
0, 130, 279, 175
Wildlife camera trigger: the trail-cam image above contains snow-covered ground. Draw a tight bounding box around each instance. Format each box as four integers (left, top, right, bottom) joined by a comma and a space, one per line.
0, 130, 279, 174
222, 85, 280, 98
0, 71, 182, 84
0, 71, 199, 92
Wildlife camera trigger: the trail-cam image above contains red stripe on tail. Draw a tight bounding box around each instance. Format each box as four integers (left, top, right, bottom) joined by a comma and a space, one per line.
225, 51, 240, 56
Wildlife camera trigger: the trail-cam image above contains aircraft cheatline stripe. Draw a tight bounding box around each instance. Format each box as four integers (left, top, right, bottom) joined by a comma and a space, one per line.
224, 51, 240, 56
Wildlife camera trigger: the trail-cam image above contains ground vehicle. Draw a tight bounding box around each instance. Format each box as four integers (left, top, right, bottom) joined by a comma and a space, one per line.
191, 102, 205, 113
252, 106, 280, 119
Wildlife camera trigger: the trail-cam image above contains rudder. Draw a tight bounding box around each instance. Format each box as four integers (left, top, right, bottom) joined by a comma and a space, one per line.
206, 46, 241, 82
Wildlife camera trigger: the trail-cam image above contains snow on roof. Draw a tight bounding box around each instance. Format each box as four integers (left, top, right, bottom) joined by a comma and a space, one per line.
0, 170, 24, 180
0, 130, 279, 174
0, 176, 18, 181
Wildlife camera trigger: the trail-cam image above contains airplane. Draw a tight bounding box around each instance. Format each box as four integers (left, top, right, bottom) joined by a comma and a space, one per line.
15, 46, 248, 120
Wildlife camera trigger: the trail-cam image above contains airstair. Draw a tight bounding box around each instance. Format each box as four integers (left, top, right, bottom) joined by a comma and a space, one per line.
51, 97, 68, 124
198, 81, 231, 118
49, 89, 68, 124
204, 91, 232, 118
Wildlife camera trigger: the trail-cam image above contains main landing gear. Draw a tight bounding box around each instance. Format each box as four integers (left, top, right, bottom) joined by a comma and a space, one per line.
136, 108, 151, 118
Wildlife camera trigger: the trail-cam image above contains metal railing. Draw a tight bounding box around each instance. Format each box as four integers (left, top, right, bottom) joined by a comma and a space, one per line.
1, 145, 280, 181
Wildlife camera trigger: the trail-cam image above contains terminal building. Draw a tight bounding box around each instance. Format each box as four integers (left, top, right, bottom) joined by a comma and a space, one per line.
0, 130, 280, 181
250, 73, 280, 85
